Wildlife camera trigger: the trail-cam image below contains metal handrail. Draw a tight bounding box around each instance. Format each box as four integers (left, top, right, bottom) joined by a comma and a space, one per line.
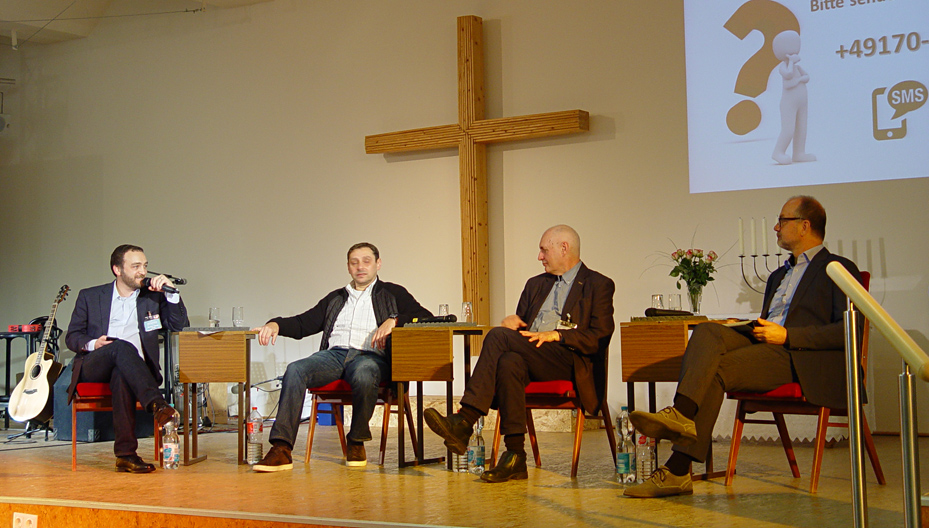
827, 262, 929, 381
827, 261, 926, 528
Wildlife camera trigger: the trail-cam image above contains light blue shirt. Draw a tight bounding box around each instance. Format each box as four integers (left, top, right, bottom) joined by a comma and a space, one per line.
84, 281, 180, 356
766, 244, 824, 326
530, 261, 581, 332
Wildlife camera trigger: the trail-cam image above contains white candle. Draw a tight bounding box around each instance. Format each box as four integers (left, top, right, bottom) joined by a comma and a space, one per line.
738, 217, 744, 256
750, 218, 757, 255
761, 217, 768, 255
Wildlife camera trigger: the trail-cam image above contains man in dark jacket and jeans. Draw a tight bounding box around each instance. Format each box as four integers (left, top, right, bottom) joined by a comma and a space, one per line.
251, 242, 431, 471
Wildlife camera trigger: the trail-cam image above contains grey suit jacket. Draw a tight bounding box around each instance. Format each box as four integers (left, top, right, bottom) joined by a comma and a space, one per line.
65, 282, 189, 402
761, 248, 861, 409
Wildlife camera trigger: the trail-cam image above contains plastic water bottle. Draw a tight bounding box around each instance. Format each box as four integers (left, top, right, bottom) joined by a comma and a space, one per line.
162, 410, 180, 470
615, 406, 636, 484
635, 432, 657, 483
467, 416, 485, 475
246, 406, 263, 465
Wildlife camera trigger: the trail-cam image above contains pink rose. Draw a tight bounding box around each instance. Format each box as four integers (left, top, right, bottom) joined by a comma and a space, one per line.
694, 249, 704, 258
671, 250, 679, 260
707, 251, 718, 262
685, 249, 694, 258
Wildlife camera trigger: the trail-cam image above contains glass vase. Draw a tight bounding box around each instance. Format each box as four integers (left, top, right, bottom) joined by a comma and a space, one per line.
687, 287, 703, 314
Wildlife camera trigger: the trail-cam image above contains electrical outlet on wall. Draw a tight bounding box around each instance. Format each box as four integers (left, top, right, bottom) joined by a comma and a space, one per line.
13, 512, 38, 528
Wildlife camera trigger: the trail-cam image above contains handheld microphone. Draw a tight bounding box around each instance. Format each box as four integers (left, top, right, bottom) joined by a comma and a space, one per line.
148, 272, 187, 285
411, 314, 458, 323
141, 277, 179, 294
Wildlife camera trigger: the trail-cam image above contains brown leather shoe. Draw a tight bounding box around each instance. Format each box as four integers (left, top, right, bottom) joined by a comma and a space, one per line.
629, 407, 698, 446
346, 443, 367, 467
623, 466, 693, 498
116, 455, 156, 473
480, 451, 528, 483
252, 444, 293, 472
151, 399, 177, 428
424, 408, 472, 456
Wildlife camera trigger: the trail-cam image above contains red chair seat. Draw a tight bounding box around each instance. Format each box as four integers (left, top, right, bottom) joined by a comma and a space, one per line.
524, 380, 575, 396
728, 382, 803, 400
309, 380, 353, 393
75, 382, 112, 397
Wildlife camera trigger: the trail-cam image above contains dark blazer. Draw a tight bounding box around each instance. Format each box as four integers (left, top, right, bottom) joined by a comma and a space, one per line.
760, 247, 861, 409
268, 279, 431, 356
65, 282, 189, 402
516, 263, 615, 413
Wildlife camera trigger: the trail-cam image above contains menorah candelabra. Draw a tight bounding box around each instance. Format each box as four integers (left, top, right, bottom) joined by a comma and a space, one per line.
739, 252, 785, 293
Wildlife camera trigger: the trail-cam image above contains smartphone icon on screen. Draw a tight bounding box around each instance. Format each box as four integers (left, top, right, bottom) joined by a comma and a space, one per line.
872, 87, 907, 141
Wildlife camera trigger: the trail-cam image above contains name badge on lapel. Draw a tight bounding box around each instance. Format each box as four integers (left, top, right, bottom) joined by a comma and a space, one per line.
143, 311, 162, 332
557, 313, 577, 330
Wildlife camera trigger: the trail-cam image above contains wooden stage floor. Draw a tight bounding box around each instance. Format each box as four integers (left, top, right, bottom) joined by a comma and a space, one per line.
1, 422, 926, 528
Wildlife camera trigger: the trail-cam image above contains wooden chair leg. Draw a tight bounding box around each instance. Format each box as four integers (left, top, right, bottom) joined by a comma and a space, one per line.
600, 404, 617, 466
305, 396, 319, 462
571, 408, 585, 479
725, 402, 746, 486
378, 398, 391, 466
861, 415, 886, 485
71, 402, 78, 471
526, 409, 541, 467
491, 413, 502, 465
810, 407, 831, 493
773, 412, 800, 478
333, 404, 348, 457
403, 393, 419, 459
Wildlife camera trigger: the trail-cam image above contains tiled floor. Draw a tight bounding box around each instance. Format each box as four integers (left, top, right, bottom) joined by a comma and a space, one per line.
1, 423, 926, 528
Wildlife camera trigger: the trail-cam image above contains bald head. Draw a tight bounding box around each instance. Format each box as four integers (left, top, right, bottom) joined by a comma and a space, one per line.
538, 225, 581, 275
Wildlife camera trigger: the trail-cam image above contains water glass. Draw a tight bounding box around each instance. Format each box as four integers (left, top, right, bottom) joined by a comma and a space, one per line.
651, 294, 664, 310
438, 304, 449, 316
461, 302, 473, 323
232, 307, 245, 327
668, 294, 682, 311
208, 307, 221, 327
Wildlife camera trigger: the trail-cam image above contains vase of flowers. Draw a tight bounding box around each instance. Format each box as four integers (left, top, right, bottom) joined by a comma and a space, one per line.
670, 248, 718, 314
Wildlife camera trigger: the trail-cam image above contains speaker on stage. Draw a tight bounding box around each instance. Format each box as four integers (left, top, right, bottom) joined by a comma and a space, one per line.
52, 362, 154, 442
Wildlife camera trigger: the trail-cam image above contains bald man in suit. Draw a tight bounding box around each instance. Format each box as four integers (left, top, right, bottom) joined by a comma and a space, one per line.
625, 196, 862, 498
425, 225, 615, 482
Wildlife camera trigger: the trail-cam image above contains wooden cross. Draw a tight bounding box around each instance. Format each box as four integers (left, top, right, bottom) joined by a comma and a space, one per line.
366, 15, 589, 327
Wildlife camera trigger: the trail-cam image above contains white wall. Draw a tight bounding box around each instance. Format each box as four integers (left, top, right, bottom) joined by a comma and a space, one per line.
1, 0, 926, 432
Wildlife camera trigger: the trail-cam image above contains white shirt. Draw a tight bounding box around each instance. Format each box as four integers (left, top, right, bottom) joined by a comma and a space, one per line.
327, 279, 379, 352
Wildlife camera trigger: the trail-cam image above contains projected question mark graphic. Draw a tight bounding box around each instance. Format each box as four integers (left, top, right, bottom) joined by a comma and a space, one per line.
724, 0, 800, 135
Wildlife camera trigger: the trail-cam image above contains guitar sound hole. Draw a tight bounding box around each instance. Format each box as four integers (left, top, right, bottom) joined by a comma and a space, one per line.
31, 365, 42, 378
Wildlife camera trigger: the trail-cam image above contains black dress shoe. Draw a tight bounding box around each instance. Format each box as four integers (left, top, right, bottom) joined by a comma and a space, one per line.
423, 408, 472, 455
116, 455, 156, 473
481, 451, 528, 483
151, 399, 176, 428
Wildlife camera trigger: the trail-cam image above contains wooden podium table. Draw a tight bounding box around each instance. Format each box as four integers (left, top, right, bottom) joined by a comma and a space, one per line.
390, 324, 490, 469
176, 329, 256, 465
619, 318, 726, 480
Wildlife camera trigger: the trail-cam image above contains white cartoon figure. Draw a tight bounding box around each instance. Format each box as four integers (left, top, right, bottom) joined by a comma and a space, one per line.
771, 30, 815, 165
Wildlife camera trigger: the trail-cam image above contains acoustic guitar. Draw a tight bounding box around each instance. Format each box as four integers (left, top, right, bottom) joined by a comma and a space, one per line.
8, 285, 69, 424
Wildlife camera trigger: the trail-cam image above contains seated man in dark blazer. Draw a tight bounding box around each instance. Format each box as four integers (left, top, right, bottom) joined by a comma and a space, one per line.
425, 225, 615, 483
66, 244, 189, 473
625, 196, 862, 497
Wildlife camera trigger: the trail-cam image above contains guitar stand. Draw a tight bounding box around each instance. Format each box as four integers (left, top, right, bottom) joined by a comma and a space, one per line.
5, 419, 53, 443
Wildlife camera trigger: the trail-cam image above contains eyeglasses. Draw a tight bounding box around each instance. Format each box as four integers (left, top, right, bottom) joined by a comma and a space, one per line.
776, 216, 804, 227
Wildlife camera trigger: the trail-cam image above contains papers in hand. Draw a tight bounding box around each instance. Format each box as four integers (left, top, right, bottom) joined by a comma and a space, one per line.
724, 319, 758, 336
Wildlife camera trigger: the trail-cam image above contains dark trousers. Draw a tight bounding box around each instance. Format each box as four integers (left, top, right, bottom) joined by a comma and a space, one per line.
673, 323, 795, 462
460, 327, 575, 436
269, 348, 390, 447
76, 340, 163, 457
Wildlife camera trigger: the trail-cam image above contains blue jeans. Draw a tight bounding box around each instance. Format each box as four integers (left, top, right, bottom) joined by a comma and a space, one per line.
269, 348, 390, 448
